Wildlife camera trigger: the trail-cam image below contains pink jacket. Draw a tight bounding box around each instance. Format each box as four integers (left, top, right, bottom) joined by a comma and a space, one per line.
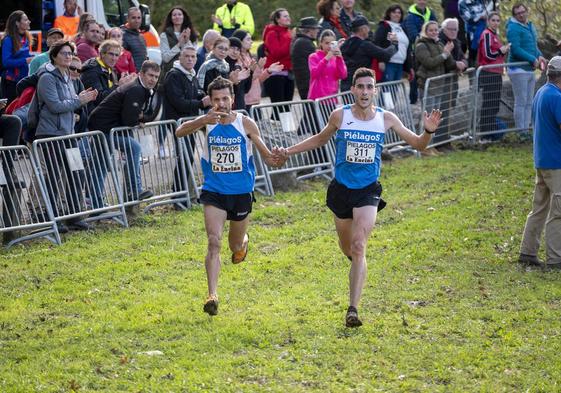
307, 50, 347, 100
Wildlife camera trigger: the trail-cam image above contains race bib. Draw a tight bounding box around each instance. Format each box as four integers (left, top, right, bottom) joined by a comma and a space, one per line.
210, 144, 242, 172
345, 141, 376, 163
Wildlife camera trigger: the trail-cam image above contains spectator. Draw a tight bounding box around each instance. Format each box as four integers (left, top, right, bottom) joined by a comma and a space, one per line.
262, 9, 294, 104
80, 40, 137, 112
197, 37, 231, 94
76, 20, 101, 62
54, 0, 81, 38
121, 7, 148, 72
339, 0, 361, 36
34, 40, 97, 232
107, 27, 136, 78
506, 2, 547, 132
477, 11, 509, 138
73, 12, 96, 46
29, 28, 64, 75
317, 0, 348, 40
441, 0, 467, 52
519, 56, 561, 269
211, 0, 255, 38
340, 16, 397, 92
0, 99, 24, 239
290, 17, 321, 100
458, 0, 496, 67
195, 30, 221, 73
415, 21, 456, 112
225, 37, 252, 110
88, 60, 160, 205
159, 6, 199, 79
373, 4, 414, 82
68, 55, 88, 135
403, 0, 438, 104
308, 29, 347, 99
1, 11, 34, 104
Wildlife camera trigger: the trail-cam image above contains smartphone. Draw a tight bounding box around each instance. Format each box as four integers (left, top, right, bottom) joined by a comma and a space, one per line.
329, 41, 338, 51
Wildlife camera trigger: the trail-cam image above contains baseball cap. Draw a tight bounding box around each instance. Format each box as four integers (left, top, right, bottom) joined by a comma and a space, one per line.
547, 56, 561, 72
47, 27, 64, 38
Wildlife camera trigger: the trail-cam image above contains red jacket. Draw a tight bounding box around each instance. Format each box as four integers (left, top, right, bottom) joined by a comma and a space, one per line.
262, 24, 292, 71
477, 28, 505, 73
114, 49, 136, 77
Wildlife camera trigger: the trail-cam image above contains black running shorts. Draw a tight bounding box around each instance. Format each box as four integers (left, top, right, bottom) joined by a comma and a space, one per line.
326, 179, 385, 219
200, 190, 254, 221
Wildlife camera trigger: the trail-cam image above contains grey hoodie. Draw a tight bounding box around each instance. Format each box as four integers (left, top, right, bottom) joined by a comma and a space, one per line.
35, 63, 82, 137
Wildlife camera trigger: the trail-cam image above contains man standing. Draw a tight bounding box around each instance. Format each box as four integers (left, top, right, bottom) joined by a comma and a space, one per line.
340, 16, 397, 92
519, 56, 561, 270
175, 76, 282, 316
76, 21, 101, 62
88, 60, 159, 206
54, 0, 81, 38
403, 0, 438, 104
81, 40, 137, 112
195, 30, 221, 73
339, 0, 360, 37
211, 0, 255, 38
122, 7, 148, 72
290, 17, 321, 100
276, 68, 442, 327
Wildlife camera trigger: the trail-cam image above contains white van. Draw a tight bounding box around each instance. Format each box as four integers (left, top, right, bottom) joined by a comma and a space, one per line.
1, 0, 161, 64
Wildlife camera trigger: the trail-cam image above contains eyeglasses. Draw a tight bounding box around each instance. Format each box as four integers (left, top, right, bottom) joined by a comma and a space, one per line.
514, 10, 527, 16
69, 66, 81, 73
105, 52, 121, 57
216, 46, 229, 51
445, 27, 458, 31
58, 51, 74, 57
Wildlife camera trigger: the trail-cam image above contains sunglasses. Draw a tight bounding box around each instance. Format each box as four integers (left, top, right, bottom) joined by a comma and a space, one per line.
69, 66, 81, 73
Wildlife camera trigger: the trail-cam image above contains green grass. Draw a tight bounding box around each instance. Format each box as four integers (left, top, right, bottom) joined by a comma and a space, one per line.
1, 143, 560, 392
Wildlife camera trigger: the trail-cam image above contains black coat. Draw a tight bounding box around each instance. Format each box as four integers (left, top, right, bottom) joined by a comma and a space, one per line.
121, 26, 147, 72
80, 58, 119, 112
290, 33, 316, 99
340, 36, 397, 91
88, 78, 154, 134
162, 66, 204, 120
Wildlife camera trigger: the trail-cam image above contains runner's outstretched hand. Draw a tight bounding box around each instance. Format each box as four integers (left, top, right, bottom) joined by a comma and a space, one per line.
423, 109, 442, 133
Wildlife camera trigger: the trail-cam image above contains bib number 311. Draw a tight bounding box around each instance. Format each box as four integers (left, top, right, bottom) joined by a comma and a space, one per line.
345, 141, 376, 163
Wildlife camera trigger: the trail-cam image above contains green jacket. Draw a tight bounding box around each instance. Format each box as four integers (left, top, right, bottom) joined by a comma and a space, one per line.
213, 2, 254, 37
414, 36, 456, 93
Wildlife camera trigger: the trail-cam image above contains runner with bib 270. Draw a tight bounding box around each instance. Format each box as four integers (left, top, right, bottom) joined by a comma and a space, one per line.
276, 67, 442, 327
175, 76, 284, 316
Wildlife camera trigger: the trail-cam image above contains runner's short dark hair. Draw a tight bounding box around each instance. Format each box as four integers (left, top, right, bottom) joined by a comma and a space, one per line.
208, 76, 234, 96
352, 68, 376, 86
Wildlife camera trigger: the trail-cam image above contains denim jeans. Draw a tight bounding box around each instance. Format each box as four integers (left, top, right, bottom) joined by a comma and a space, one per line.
383, 62, 403, 82
508, 70, 535, 130
89, 133, 142, 208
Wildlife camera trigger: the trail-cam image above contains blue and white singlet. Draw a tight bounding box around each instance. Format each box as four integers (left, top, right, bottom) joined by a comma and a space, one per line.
334, 105, 386, 189
201, 112, 255, 194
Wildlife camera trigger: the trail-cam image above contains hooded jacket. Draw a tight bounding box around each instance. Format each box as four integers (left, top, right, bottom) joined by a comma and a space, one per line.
35, 63, 82, 137
80, 57, 119, 112
308, 50, 347, 99
414, 36, 457, 92
163, 61, 205, 120
262, 24, 292, 71
340, 36, 396, 91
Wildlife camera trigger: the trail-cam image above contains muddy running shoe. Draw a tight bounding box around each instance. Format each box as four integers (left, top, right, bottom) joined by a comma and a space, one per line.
231, 234, 249, 264
203, 294, 218, 316
345, 306, 362, 328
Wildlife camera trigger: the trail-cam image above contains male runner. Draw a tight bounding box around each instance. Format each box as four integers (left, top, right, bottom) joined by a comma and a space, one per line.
175, 76, 282, 316
276, 67, 442, 327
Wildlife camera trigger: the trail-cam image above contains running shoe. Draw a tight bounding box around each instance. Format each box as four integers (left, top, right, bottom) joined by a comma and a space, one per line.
345, 306, 362, 328
231, 234, 249, 264
203, 294, 218, 316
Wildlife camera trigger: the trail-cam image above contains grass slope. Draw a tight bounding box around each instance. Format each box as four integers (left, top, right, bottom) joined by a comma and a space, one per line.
1, 143, 560, 392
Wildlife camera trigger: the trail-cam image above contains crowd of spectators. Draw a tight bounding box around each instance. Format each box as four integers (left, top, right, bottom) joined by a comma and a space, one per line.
0, 0, 556, 239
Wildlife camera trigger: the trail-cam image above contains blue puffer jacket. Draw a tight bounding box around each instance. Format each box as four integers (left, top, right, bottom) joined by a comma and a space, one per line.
506, 17, 542, 71
1, 35, 31, 82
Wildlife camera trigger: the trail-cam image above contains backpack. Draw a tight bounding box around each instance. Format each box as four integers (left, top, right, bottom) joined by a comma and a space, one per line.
26, 89, 41, 143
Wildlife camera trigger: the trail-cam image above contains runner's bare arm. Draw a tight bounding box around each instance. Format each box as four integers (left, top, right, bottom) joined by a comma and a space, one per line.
175, 107, 228, 137
384, 109, 441, 150
284, 108, 343, 156
242, 116, 284, 167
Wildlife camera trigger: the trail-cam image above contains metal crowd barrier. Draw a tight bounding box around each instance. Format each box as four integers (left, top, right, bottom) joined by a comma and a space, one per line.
0, 145, 60, 247
32, 132, 127, 228
109, 120, 191, 211
421, 69, 476, 148
177, 110, 273, 198
472, 62, 530, 142
250, 100, 334, 191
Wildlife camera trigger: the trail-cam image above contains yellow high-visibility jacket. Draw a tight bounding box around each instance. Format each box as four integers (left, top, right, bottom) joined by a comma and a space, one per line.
213, 2, 255, 37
